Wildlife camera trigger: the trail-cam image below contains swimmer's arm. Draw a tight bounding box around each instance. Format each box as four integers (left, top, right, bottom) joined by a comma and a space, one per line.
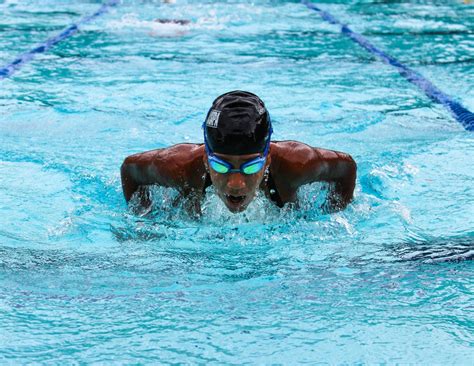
316, 149, 357, 212
120, 144, 206, 203
278, 143, 356, 211
121, 149, 173, 204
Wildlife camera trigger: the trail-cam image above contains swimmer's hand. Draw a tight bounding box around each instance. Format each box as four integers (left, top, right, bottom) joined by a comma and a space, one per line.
322, 181, 354, 214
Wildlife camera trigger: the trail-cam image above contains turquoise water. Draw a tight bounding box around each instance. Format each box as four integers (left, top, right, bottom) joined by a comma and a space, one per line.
1, 0, 473, 363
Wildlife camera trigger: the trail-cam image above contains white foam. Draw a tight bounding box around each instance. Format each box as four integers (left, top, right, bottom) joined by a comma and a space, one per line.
393, 18, 466, 31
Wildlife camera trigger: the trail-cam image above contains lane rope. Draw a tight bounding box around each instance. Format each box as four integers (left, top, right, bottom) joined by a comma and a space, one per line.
302, 1, 474, 131
0, 0, 119, 80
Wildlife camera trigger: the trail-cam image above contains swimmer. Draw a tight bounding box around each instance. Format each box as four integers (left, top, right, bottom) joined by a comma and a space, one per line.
121, 91, 357, 214
149, 18, 190, 37
154, 19, 190, 26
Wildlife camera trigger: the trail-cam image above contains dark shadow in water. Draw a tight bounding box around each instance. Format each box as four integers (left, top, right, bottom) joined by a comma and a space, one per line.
416, 58, 474, 66
0, 243, 285, 285
394, 234, 474, 263
365, 30, 473, 36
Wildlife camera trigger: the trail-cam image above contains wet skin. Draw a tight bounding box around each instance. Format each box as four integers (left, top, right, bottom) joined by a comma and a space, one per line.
121, 141, 357, 215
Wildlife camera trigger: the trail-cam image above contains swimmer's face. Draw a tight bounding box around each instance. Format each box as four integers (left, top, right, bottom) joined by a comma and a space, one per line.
206, 152, 270, 213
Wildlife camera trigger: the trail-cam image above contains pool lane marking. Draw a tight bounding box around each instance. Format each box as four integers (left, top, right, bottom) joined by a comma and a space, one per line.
302, 1, 474, 131
0, 0, 119, 80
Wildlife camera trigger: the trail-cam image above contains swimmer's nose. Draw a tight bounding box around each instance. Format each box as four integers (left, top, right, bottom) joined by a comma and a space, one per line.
226, 172, 246, 192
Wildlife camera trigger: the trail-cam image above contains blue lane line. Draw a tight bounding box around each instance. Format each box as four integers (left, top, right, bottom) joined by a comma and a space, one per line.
302, 1, 474, 131
0, 0, 119, 80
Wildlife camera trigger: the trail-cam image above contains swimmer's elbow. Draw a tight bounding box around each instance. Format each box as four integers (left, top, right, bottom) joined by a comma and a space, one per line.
348, 155, 357, 178
331, 154, 356, 206
122, 153, 141, 168
121, 154, 147, 178
340, 155, 357, 203
120, 157, 128, 172
340, 153, 357, 180
121, 156, 135, 180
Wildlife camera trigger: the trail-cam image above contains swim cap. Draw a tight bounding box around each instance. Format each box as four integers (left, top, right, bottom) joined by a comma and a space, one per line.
203, 90, 272, 155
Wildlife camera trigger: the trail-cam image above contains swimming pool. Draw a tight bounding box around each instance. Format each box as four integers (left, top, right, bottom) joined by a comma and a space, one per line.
1, 0, 473, 363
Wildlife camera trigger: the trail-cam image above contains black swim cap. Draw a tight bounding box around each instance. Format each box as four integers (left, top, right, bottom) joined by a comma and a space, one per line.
203, 90, 272, 155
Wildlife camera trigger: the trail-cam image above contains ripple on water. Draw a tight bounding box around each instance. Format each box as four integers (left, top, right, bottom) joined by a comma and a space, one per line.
0, 161, 75, 247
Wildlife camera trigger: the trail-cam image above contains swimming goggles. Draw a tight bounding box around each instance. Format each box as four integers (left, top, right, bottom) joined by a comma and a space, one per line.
203, 126, 272, 175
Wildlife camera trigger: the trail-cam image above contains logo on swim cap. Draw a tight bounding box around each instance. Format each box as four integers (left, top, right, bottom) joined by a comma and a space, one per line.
206, 109, 220, 128
256, 105, 266, 116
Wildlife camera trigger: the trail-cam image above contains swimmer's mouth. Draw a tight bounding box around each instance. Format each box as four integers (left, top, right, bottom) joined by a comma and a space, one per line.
225, 194, 246, 205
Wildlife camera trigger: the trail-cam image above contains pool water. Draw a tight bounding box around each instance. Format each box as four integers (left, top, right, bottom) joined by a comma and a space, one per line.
1, 0, 473, 363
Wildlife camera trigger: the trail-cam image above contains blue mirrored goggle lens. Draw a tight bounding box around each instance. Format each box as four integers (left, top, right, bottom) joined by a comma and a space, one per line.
209, 159, 230, 174
242, 161, 265, 174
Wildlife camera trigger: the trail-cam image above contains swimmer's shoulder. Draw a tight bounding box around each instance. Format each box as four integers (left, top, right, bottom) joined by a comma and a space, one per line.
270, 140, 320, 166
124, 143, 205, 175
269, 140, 340, 190
157, 143, 205, 164
124, 143, 206, 191
127, 143, 203, 162
270, 140, 351, 163
164, 144, 207, 191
